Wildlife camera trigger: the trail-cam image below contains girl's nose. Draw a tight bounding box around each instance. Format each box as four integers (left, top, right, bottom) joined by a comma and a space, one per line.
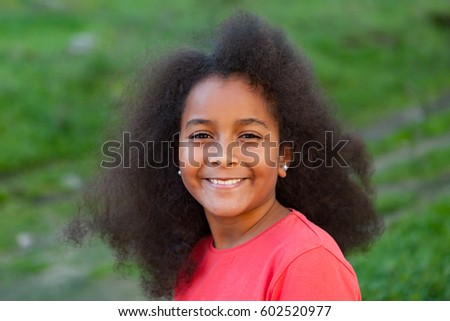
205, 140, 240, 168
207, 156, 223, 166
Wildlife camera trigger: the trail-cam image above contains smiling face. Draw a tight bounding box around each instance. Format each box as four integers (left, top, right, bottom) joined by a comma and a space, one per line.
179, 74, 287, 221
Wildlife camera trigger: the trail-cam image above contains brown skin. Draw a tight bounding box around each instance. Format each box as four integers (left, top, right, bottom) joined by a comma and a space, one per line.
179, 75, 291, 249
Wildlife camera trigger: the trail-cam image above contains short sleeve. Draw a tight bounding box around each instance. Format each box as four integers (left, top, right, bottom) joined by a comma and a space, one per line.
269, 246, 361, 301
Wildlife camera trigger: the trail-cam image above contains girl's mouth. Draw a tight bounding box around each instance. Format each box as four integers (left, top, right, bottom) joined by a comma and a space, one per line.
207, 178, 244, 186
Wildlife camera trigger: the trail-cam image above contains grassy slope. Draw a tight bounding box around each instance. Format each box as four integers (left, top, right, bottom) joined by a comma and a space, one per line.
0, 0, 449, 300
349, 196, 450, 300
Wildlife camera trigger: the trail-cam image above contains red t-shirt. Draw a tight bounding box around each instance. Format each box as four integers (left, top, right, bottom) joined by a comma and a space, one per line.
175, 210, 361, 301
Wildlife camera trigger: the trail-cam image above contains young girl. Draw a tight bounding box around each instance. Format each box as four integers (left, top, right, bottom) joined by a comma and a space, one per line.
68, 12, 383, 300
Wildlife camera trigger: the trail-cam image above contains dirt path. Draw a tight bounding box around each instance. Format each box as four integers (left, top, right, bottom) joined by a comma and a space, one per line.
362, 92, 450, 141
374, 132, 450, 172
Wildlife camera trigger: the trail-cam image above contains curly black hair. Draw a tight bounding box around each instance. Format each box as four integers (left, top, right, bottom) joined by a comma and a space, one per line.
66, 11, 383, 299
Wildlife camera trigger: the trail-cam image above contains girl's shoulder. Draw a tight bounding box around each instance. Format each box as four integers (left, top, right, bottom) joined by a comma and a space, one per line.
260, 210, 349, 266
283, 209, 344, 255
267, 210, 360, 300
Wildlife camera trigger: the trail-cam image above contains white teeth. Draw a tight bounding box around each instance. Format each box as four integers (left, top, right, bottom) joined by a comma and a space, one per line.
209, 178, 242, 185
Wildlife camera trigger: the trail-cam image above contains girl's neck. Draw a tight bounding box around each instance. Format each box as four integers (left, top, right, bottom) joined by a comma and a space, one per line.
205, 199, 291, 250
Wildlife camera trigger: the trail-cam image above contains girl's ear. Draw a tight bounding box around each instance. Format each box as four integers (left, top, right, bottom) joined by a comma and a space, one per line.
278, 142, 293, 178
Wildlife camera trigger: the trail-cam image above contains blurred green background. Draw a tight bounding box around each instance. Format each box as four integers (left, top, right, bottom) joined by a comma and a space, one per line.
1, 0, 449, 300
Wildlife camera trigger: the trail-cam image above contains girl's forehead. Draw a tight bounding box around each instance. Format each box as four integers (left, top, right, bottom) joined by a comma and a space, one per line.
181, 75, 278, 128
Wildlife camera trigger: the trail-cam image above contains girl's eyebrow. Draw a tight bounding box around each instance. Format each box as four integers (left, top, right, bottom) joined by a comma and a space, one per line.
237, 117, 269, 129
184, 117, 269, 129
185, 118, 213, 129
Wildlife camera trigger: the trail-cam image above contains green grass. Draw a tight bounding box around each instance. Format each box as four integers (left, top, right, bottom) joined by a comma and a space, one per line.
375, 189, 419, 215
349, 196, 450, 300
1, 0, 449, 300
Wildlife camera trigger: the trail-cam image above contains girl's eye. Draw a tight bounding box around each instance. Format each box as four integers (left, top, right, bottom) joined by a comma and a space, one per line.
189, 132, 212, 140
239, 133, 262, 140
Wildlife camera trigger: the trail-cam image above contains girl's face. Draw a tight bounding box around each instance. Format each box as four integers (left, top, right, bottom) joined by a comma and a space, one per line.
179, 75, 287, 220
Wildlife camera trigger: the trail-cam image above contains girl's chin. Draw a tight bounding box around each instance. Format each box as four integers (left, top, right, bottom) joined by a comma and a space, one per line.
203, 205, 246, 219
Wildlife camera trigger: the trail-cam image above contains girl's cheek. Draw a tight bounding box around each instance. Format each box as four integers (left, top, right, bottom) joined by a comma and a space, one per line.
240, 142, 279, 168
238, 143, 261, 166
179, 143, 204, 169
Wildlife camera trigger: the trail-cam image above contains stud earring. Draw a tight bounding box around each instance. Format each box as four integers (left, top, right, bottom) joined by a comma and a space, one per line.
282, 164, 288, 171
178, 170, 181, 176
